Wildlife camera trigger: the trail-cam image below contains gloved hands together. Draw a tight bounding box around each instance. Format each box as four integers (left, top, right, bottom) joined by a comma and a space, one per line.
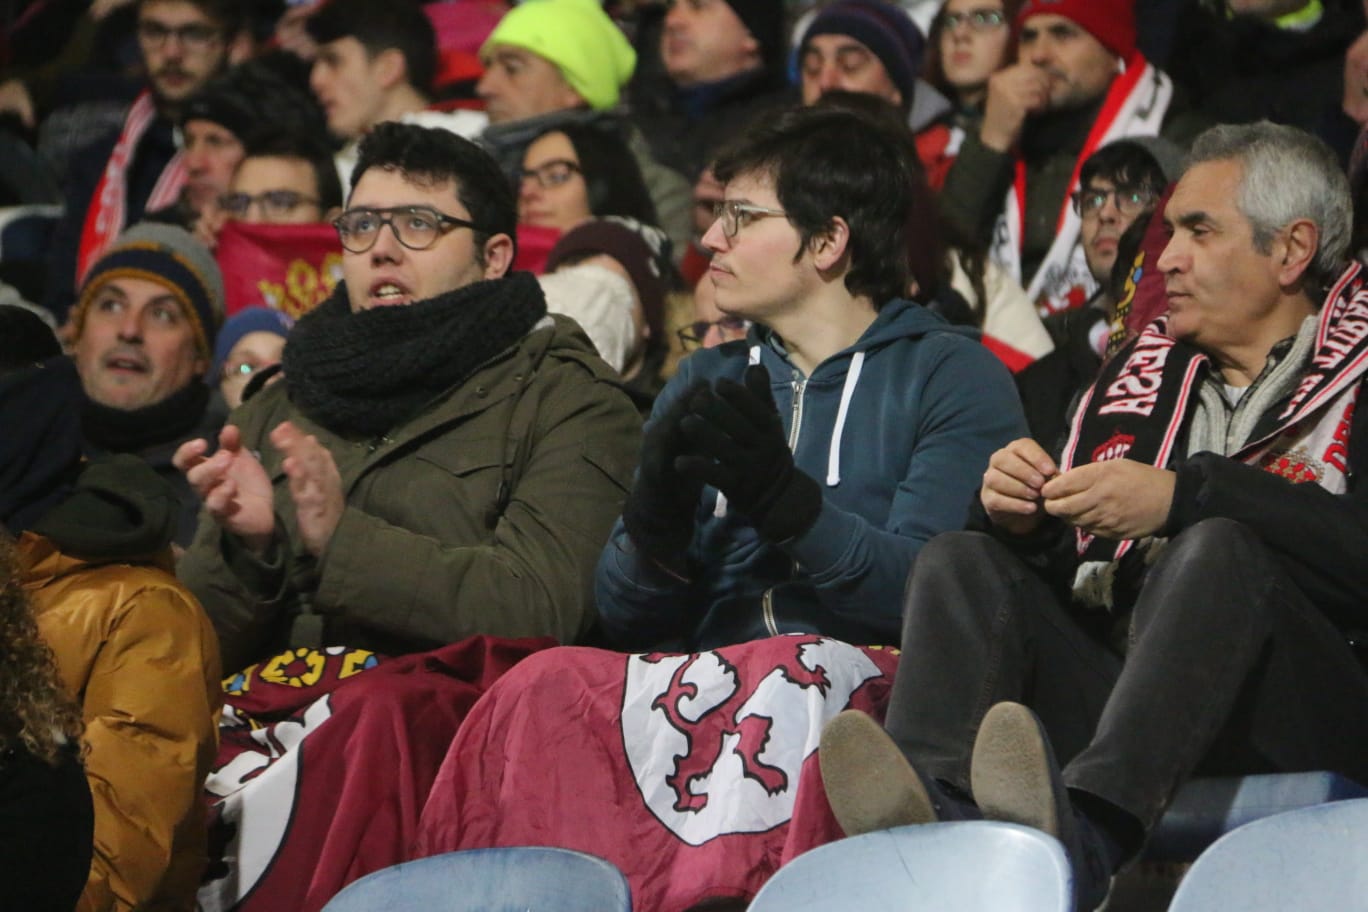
676, 364, 822, 543
621, 380, 708, 576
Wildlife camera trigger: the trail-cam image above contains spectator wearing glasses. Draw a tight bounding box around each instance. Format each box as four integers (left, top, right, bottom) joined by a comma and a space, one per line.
148, 51, 329, 244
474, 0, 694, 267
42, 0, 251, 325
1016, 137, 1177, 450
679, 270, 748, 352
210, 307, 293, 411
196, 130, 345, 250
176, 121, 641, 673
937, 0, 1206, 316
517, 121, 659, 236
916, 0, 1021, 189
596, 105, 1025, 651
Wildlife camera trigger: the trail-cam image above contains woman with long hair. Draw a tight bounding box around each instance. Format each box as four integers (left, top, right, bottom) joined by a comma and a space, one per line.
518, 120, 660, 235
0, 533, 92, 912
916, 0, 1021, 189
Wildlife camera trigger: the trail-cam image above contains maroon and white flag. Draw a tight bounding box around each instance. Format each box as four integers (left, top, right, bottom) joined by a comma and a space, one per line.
413, 635, 900, 910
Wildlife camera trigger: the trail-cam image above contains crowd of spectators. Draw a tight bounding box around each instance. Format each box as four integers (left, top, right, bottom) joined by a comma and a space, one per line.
2, 0, 1368, 909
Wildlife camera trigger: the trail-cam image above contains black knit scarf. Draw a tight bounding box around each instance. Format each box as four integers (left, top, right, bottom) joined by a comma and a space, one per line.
283, 272, 547, 439
81, 378, 211, 454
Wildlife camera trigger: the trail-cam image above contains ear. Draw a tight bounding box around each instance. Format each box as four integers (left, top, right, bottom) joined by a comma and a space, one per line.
482, 233, 516, 279
373, 48, 408, 91
321, 205, 343, 223
809, 216, 852, 273
1276, 218, 1319, 288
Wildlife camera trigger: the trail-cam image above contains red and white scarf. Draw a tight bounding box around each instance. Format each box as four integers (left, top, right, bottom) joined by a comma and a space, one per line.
75, 91, 186, 288
1060, 263, 1368, 608
990, 54, 1173, 318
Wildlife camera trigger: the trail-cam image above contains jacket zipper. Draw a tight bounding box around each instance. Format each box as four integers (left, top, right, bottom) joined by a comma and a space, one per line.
788, 373, 806, 450
759, 374, 808, 637
761, 588, 779, 636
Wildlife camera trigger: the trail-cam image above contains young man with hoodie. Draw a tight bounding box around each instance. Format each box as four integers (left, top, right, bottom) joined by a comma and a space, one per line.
597, 104, 1027, 651
409, 106, 1026, 909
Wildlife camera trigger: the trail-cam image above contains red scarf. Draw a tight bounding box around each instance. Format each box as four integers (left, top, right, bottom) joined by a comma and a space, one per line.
75, 91, 187, 289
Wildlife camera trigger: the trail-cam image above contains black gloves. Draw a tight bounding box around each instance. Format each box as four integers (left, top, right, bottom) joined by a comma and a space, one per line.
677, 365, 823, 543
621, 380, 708, 576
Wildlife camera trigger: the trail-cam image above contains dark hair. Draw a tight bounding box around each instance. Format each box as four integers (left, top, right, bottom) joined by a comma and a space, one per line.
352, 121, 518, 262
136, 0, 246, 35
537, 121, 659, 227
712, 103, 920, 306
923, 0, 1022, 104
243, 131, 345, 211
186, 51, 329, 145
1078, 141, 1168, 196
306, 0, 437, 94
0, 306, 60, 375
0, 535, 84, 766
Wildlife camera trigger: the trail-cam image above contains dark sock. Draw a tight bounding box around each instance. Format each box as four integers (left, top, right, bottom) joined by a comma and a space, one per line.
1070, 789, 1142, 874
928, 778, 982, 821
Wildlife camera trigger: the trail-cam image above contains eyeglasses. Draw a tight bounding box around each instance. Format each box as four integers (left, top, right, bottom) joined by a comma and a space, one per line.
220, 190, 320, 220
332, 206, 481, 254
941, 8, 1007, 32
519, 159, 581, 190
222, 359, 268, 381
677, 315, 748, 350
137, 20, 223, 50
711, 200, 787, 240
1070, 185, 1158, 219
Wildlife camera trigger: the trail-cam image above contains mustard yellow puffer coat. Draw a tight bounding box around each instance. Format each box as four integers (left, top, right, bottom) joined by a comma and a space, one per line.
21, 533, 221, 912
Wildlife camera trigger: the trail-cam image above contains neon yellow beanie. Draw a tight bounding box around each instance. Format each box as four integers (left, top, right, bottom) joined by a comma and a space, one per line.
482, 0, 637, 111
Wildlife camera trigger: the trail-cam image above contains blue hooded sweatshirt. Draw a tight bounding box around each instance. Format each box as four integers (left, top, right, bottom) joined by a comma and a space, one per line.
596, 300, 1027, 650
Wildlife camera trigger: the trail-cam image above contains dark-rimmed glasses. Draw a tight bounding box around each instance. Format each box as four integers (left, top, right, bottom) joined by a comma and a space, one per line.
220, 190, 320, 220
137, 20, 222, 50
941, 8, 1007, 33
1070, 186, 1157, 220
712, 200, 787, 240
332, 206, 481, 254
677, 315, 748, 350
519, 159, 581, 190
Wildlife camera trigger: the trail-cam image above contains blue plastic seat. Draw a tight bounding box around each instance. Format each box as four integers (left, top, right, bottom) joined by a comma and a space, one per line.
748, 820, 1071, 912
1146, 771, 1368, 861
1167, 797, 1368, 911
319, 846, 632, 912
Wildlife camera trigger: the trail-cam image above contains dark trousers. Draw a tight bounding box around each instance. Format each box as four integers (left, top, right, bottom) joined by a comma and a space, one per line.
884, 519, 1368, 834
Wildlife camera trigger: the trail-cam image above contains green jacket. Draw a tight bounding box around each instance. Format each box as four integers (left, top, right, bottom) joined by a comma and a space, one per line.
179, 316, 642, 672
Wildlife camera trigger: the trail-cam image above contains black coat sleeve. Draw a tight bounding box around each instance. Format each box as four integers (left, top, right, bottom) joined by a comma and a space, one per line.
1167, 385, 1368, 629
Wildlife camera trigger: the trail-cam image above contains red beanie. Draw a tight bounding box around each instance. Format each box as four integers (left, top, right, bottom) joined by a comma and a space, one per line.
1016, 0, 1136, 61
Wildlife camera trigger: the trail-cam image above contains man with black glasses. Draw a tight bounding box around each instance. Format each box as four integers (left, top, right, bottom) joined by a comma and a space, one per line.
43, 0, 251, 323
176, 121, 641, 672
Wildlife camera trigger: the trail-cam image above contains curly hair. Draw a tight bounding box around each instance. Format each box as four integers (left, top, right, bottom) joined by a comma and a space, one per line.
0, 536, 83, 766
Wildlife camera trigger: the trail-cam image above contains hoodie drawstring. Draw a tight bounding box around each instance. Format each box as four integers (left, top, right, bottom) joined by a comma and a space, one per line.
826, 351, 864, 487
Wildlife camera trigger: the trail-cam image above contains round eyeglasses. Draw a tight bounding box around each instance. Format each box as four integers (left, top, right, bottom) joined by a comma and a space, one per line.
941, 8, 1007, 33
332, 206, 481, 254
711, 200, 787, 240
220, 190, 320, 220
1070, 186, 1158, 220
519, 159, 581, 190
677, 315, 749, 350
137, 20, 222, 50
